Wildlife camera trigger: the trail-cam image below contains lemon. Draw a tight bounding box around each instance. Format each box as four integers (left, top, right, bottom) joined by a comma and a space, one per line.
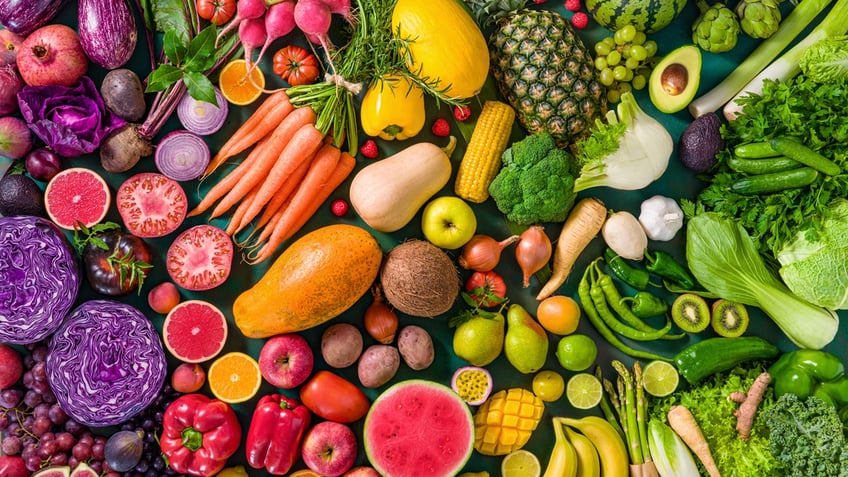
642, 360, 680, 397
501, 449, 541, 477
566, 373, 603, 410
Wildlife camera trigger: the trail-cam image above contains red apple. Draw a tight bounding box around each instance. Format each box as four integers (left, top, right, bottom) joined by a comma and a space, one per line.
344, 466, 380, 476
0, 344, 23, 389
170, 362, 206, 393
301, 421, 357, 477
259, 334, 314, 389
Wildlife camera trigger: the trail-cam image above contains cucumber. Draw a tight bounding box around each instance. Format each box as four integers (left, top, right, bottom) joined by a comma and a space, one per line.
733, 142, 779, 159
673, 336, 779, 384
730, 167, 818, 195
770, 136, 842, 176
727, 155, 801, 175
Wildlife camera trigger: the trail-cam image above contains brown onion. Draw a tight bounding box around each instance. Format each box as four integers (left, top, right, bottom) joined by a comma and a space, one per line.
363, 287, 398, 344
458, 234, 519, 271
516, 225, 552, 287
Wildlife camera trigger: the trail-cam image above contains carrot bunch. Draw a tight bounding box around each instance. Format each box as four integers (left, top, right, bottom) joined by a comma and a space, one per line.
189, 90, 356, 264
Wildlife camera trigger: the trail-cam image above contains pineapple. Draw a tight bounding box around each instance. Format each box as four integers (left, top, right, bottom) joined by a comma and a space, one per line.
467, 1, 607, 147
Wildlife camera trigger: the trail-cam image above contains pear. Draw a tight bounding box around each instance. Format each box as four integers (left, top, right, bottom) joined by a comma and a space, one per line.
452, 311, 505, 367
504, 304, 549, 374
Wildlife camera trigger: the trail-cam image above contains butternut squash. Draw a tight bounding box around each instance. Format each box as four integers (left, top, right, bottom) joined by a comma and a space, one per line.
391, 0, 489, 99
349, 137, 456, 233
233, 224, 382, 338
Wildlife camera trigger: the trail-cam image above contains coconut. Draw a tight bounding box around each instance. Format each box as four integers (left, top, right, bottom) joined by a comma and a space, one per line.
380, 240, 459, 317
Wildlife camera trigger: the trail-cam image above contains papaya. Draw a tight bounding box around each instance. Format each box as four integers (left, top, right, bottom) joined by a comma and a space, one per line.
233, 224, 382, 337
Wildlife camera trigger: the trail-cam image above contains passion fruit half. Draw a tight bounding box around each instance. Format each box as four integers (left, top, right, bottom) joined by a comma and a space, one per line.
451, 366, 493, 406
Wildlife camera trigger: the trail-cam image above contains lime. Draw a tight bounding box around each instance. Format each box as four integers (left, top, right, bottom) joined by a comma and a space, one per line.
566, 373, 603, 410
642, 360, 680, 397
532, 370, 565, 402
501, 449, 541, 477
555, 334, 598, 372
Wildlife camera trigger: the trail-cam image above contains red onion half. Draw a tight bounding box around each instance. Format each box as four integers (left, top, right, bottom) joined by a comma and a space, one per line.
154, 130, 211, 182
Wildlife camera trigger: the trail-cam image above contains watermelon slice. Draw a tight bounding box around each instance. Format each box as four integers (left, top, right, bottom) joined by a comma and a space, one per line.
364, 380, 474, 477
44, 167, 110, 230
163, 300, 228, 363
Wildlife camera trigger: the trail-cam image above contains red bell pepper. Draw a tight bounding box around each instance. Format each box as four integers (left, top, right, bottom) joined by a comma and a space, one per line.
246, 394, 312, 475
160, 393, 242, 477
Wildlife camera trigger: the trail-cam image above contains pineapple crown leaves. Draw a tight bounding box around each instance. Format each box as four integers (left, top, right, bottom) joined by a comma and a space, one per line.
463, 0, 531, 25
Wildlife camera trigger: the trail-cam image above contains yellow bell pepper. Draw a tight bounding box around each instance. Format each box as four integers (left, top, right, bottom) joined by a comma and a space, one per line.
360, 74, 426, 141
215, 465, 249, 477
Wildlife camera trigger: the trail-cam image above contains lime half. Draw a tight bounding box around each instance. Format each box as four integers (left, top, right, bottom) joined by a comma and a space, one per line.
501, 449, 541, 477
566, 373, 603, 410
642, 360, 680, 397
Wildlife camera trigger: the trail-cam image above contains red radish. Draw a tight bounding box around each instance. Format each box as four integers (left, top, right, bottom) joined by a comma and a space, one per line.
0, 29, 24, 67
294, 0, 333, 52
239, 16, 267, 71
215, 0, 267, 47
320, 0, 353, 23
0, 116, 32, 160
0, 65, 22, 115
16, 24, 88, 86
249, 1, 296, 74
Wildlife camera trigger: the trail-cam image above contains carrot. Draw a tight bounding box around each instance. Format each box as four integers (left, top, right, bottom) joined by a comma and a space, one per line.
667, 405, 721, 477
249, 149, 355, 264
241, 151, 315, 235
536, 197, 607, 300
203, 90, 294, 178
189, 136, 269, 217
226, 184, 261, 235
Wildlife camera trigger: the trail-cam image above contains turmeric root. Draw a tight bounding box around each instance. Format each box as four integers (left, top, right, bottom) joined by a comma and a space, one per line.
728, 371, 771, 441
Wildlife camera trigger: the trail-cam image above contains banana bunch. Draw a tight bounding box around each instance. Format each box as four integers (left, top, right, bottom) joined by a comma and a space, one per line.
543, 416, 629, 477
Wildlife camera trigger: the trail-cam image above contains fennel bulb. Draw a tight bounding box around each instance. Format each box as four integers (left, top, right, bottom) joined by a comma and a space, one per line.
573, 92, 672, 192
686, 213, 838, 349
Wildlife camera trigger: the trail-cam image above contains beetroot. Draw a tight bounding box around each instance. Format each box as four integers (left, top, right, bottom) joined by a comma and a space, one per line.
16, 24, 88, 87
0, 64, 22, 114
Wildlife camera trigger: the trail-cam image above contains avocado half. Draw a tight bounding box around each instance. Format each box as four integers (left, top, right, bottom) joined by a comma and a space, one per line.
649, 45, 702, 114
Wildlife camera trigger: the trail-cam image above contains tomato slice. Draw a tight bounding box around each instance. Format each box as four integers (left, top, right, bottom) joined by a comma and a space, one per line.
166, 224, 233, 291
116, 173, 187, 238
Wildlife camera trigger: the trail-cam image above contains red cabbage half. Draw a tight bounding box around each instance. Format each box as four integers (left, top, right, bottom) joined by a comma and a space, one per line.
47, 299, 167, 427
0, 215, 80, 344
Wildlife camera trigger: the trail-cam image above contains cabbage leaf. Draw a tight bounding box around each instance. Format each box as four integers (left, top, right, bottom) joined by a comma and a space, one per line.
800, 35, 848, 83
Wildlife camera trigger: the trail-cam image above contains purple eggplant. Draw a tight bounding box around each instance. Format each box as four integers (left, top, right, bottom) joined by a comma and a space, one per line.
0, 0, 65, 36
78, 0, 137, 69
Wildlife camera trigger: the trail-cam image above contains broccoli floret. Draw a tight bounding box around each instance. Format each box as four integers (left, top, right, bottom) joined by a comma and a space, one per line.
487, 132, 577, 225
762, 393, 848, 477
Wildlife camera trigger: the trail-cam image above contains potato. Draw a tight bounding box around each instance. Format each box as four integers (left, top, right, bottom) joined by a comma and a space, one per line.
100, 69, 146, 122
397, 325, 434, 371
357, 345, 400, 388
321, 323, 363, 368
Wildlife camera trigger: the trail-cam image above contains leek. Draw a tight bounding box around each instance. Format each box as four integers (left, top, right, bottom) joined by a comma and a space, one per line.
723, 0, 848, 119
687, 0, 834, 118
647, 419, 700, 477
685, 213, 839, 349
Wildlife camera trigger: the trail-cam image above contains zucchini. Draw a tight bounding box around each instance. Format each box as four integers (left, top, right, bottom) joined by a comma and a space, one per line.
733, 141, 779, 159
730, 167, 818, 195
673, 336, 779, 384
770, 136, 842, 176
727, 155, 801, 175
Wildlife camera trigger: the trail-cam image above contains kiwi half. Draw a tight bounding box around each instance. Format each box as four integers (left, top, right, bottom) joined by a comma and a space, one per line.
671, 293, 710, 333
710, 299, 750, 337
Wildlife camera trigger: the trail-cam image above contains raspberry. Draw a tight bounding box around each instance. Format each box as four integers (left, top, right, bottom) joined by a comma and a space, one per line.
564, 0, 581, 11
431, 118, 451, 137
359, 139, 379, 159
571, 12, 589, 29
453, 105, 472, 121
330, 199, 349, 217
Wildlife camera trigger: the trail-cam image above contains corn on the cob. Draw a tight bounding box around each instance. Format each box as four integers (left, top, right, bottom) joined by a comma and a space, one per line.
473, 388, 544, 456
455, 100, 516, 203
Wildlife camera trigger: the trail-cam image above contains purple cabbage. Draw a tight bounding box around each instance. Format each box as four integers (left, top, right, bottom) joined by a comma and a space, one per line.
17, 75, 125, 157
0, 216, 80, 344
47, 299, 167, 427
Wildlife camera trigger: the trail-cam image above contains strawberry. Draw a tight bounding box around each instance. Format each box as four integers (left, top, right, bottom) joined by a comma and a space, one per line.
453, 105, 472, 122
359, 139, 379, 159
330, 199, 349, 217
431, 118, 451, 137
571, 12, 589, 29
564, 0, 581, 11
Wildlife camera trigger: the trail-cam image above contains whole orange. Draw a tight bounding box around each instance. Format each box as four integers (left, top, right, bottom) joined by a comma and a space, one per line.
536, 295, 581, 335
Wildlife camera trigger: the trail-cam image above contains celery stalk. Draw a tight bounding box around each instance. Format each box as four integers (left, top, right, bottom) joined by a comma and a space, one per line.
688, 0, 834, 118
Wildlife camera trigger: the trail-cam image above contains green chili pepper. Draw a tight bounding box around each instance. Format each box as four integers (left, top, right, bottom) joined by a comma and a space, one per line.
603, 248, 650, 290
620, 291, 668, 318
644, 250, 696, 290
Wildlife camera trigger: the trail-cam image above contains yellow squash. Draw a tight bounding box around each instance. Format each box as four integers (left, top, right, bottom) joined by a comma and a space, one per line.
233, 224, 382, 338
391, 0, 489, 99
361, 74, 426, 140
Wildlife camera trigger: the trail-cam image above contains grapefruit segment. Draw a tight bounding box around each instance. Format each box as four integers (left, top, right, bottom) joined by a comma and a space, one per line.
44, 168, 110, 230
163, 300, 228, 363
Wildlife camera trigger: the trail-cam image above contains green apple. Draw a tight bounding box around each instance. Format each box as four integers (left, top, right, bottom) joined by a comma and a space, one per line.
421, 196, 477, 249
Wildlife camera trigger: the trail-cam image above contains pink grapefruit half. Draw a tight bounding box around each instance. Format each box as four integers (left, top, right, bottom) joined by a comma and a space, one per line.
163, 300, 228, 363
44, 167, 111, 230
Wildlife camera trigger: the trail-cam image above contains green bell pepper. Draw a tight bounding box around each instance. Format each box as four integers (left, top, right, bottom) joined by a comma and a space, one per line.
768, 349, 848, 408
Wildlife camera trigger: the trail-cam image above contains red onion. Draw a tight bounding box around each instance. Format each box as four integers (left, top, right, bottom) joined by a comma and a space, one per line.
154, 130, 211, 182
516, 225, 552, 287
25, 147, 62, 182
176, 86, 228, 136
0, 65, 22, 115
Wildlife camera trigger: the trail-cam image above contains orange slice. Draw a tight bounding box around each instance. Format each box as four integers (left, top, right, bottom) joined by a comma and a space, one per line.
219, 59, 265, 106
207, 351, 262, 403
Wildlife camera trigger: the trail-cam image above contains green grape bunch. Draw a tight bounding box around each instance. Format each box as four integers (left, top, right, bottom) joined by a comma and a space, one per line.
593, 25, 658, 104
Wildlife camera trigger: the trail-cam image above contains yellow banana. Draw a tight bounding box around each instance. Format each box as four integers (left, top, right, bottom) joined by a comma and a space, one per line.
557, 416, 629, 477
564, 425, 601, 477
542, 418, 578, 477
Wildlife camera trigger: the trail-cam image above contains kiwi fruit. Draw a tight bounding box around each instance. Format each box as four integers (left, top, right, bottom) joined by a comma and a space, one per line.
710, 299, 749, 337
671, 293, 710, 332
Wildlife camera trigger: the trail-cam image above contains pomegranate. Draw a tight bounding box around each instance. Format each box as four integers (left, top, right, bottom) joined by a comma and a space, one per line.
0, 29, 24, 67
0, 65, 22, 115
16, 24, 87, 86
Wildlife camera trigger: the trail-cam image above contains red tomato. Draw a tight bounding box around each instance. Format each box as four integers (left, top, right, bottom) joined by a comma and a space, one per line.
116, 173, 188, 238
272, 45, 321, 86
300, 370, 370, 423
196, 0, 236, 25
464, 271, 508, 308
166, 224, 234, 291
